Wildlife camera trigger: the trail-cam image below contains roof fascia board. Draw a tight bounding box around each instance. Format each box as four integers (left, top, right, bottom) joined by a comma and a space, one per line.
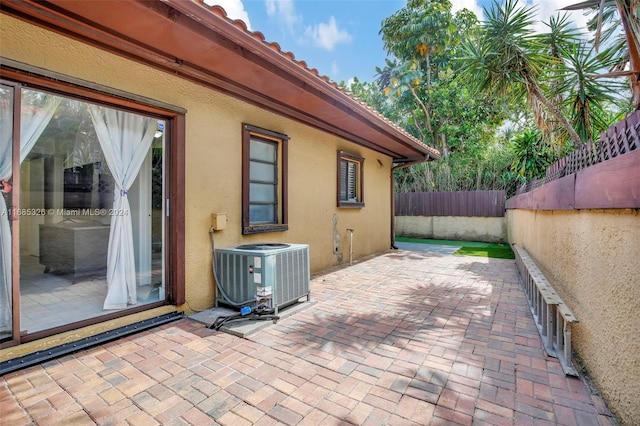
164, 0, 438, 159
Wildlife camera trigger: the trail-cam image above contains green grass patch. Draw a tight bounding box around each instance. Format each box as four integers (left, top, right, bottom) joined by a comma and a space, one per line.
395, 236, 508, 249
395, 236, 514, 259
453, 247, 515, 259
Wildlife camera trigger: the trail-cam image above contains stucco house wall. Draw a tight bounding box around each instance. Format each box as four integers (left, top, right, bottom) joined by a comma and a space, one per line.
0, 13, 394, 310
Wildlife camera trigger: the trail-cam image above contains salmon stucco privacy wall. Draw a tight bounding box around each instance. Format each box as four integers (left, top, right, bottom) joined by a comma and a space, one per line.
507, 208, 640, 426
0, 13, 394, 313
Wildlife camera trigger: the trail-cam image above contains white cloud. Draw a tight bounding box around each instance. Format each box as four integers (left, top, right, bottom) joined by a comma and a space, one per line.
345, 77, 356, 89
204, 0, 252, 30
265, 0, 302, 31
331, 60, 339, 77
528, 0, 591, 35
304, 16, 353, 51
450, 0, 484, 20
262, 1, 351, 52
493, 1, 592, 35
460, 0, 591, 35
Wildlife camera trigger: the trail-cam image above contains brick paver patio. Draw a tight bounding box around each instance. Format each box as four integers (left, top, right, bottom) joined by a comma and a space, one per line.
1, 249, 617, 425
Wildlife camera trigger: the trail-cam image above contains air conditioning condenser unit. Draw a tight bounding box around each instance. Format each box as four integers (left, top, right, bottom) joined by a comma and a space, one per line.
215, 243, 310, 314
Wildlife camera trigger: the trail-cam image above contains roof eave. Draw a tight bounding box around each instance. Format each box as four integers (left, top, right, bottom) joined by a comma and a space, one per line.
164, 0, 438, 161
1, 0, 440, 162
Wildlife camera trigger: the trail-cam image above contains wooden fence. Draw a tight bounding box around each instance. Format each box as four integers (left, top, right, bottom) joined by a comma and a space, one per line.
516, 110, 640, 195
395, 190, 506, 217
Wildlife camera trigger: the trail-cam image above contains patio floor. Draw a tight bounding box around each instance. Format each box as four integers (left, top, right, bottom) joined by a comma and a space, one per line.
0, 248, 617, 425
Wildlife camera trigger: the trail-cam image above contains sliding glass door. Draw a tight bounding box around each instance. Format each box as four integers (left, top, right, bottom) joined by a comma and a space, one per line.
0, 84, 167, 341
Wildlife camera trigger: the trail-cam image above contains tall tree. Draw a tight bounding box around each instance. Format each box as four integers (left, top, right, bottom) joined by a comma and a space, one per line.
564, 0, 640, 109
373, 0, 511, 192
541, 13, 625, 144
541, 14, 583, 117
552, 42, 623, 142
378, 0, 457, 149
458, 0, 583, 147
378, 0, 502, 156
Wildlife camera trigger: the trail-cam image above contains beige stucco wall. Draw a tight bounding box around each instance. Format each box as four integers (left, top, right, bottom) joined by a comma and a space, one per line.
1, 15, 393, 312
507, 208, 640, 426
395, 215, 506, 242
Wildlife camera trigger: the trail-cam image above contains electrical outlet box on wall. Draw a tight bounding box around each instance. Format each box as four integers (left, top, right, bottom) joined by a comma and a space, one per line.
211, 213, 227, 230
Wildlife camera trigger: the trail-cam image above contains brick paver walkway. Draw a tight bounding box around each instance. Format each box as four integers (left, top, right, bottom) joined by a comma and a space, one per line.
1, 250, 617, 425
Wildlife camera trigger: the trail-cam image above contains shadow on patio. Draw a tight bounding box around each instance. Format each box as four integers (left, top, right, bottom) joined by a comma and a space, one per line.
1, 249, 617, 425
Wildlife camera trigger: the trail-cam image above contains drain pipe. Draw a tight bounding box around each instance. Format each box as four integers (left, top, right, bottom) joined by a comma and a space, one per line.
390, 154, 431, 249
346, 228, 354, 264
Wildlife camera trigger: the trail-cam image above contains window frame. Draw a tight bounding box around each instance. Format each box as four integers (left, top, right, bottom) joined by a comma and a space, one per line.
242, 124, 289, 234
337, 151, 365, 208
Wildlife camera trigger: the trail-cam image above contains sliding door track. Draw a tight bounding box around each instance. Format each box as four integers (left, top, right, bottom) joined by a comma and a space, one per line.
0, 311, 184, 375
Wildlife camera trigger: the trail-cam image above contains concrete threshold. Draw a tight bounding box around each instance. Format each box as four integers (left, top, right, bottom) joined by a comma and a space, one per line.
189, 300, 316, 338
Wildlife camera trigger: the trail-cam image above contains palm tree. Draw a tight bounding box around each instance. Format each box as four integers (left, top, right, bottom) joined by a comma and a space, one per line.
553, 42, 622, 142
458, 0, 583, 146
541, 13, 623, 143
541, 13, 583, 108
563, 0, 640, 109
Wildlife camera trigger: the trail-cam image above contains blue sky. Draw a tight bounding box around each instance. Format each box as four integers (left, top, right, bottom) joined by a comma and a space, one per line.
206, 0, 593, 84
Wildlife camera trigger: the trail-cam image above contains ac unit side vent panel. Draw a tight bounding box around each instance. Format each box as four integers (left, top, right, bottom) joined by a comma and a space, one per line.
215, 243, 310, 312
216, 252, 253, 305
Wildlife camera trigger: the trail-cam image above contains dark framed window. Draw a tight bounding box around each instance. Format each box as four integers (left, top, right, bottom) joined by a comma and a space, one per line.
337, 151, 364, 208
242, 124, 288, 234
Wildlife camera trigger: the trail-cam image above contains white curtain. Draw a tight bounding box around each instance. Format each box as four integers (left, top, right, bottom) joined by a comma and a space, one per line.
0, 91, 61, 333
88, 106, 155, 310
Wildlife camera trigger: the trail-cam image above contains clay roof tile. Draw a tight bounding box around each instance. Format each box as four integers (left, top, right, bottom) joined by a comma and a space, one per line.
196, 0, 437, 159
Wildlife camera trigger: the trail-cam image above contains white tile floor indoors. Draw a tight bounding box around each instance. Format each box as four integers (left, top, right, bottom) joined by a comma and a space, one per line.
17, 253, 163, 336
